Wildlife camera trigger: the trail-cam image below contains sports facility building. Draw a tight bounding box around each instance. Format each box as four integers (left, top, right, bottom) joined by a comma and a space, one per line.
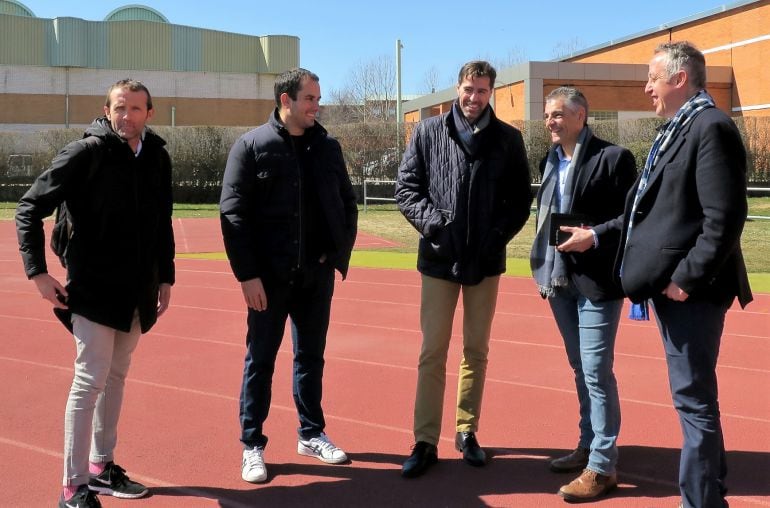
0, 0, 298, 130
403, 0, 770, 124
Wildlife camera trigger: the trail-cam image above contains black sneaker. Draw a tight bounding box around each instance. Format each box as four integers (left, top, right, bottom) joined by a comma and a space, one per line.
59, 484, 102, 508
88, 462, 148, 499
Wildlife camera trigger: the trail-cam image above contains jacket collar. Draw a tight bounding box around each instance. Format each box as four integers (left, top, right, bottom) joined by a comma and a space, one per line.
268, 108, 328, 140
638, 118, 694, 201
443, 105, 499, 133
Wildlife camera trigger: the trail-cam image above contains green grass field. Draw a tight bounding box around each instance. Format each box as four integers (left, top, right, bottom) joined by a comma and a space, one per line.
4, 199, 769, 292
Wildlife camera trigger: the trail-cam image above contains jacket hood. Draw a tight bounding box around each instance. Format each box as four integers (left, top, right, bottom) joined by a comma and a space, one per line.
83, 116, 166, 147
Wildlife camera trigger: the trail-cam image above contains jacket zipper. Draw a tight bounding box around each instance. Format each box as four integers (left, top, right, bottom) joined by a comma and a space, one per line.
289, 136, 303, 271
466, 160, 473, 246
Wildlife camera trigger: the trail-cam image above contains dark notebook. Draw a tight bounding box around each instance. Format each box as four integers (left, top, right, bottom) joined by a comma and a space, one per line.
549, 213, 593, 246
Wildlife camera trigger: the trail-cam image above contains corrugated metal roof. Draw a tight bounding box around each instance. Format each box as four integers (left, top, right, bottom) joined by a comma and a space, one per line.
104, 5, 169, 23
0, 0, 34, 17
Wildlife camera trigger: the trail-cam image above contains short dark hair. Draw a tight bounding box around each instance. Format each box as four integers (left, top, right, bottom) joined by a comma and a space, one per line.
654, 41, 707, 90
457, 61, 497, 89
274, 68, 320, 106
105, 79, 153, 110
545, 86, 589, 125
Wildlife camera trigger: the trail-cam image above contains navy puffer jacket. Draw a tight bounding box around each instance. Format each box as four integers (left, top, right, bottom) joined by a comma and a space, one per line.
220, 110, 358, 284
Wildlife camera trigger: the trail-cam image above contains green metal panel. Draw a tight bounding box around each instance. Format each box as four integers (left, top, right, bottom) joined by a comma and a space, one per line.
49, 17, 89, 67
0, 11, 298, 73
202, 29, 262, 73
108, 20, 171, 71
172, 25, 203, 72
259, 35, 299, 73
0, 14, 46, 65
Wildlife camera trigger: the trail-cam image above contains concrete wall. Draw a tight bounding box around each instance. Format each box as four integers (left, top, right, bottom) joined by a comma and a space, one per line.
0, 64, 275, 128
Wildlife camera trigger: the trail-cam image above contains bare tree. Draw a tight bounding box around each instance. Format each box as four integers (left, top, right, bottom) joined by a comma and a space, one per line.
421, 65, 444, 94
329, 54, 396, 124
551, 37, 586, 60
490, 46, 528, 70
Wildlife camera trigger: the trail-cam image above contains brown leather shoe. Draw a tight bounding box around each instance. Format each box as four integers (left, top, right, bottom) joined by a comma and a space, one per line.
558, 468, 617, 502
550, 447, 589, 473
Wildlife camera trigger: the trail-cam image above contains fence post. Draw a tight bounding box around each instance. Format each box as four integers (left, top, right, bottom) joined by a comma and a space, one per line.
363, 179, 368, 213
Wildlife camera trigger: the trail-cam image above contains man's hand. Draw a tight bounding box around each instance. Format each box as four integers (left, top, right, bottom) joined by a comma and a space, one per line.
662, 281, 689, 301
31, 273, 68, 309
556, 226, 595, 253
157, 283, 172, 316
241, 278, 267, 311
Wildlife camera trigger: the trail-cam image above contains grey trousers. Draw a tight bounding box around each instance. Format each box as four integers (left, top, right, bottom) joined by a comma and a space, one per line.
63, 312, 141, 487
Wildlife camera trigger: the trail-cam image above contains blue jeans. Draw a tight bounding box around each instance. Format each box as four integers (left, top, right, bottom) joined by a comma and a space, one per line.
239, 265, 335, 449
548, 283, 623, 475
652, 296, 729, 508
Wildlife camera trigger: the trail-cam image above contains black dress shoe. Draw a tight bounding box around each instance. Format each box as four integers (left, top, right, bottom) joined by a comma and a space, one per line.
550, 447, 589, 473
402, 441, 438, 478
455, 431, 486, 467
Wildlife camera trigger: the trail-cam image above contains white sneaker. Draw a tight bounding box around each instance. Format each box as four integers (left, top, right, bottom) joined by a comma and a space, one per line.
241, 446, 267, 483
297, 433, 348, 464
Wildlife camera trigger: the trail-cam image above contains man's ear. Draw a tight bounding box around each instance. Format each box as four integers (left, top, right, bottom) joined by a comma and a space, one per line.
279, 92, 291, 110
146, 107, 155, 121
674, 70, 688, 88
103, 105, 110, 118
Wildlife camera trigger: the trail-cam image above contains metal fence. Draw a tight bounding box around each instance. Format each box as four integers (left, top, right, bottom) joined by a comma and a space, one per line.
362, 180, 770, 220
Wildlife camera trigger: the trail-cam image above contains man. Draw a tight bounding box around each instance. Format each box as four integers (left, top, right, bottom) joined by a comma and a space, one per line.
16, 79, 175, 508
220, 68, 358, 484
530, 87, 636, 501
395, 61, 532, 478
617, 42, 752, 508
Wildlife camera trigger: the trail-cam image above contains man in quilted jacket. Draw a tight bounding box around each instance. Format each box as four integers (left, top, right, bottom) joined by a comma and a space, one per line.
395, 60, 532, 478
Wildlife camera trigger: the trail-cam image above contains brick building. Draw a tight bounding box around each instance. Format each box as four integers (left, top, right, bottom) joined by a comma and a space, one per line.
403, 0, 769, 125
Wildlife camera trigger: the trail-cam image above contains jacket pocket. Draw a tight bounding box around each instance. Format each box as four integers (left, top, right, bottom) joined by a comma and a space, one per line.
422, 223, 454, 261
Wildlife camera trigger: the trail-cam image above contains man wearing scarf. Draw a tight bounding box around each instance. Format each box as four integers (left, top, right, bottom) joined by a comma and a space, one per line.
617, 42, 752, 508
530, 87, 636, 502
396, 61, 531, 478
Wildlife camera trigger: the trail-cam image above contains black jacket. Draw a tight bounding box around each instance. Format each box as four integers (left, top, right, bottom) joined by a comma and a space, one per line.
395, 109, 532, 285
16, 117, 175, 333
220, 110, 358, 284
537, 135, 637, 301
616, 107, 752, 308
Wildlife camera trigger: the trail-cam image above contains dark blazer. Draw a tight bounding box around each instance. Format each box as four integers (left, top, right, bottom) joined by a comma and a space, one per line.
537, 134, 637, 302
616, 107, 752, 308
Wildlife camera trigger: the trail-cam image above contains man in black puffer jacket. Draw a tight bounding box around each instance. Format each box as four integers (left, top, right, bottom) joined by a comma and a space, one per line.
16, 79, 174, 508
220, 68, 357, 484
396, 61, 531, 478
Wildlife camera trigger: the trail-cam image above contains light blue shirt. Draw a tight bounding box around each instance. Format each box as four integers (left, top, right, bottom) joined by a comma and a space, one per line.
554, 145, 598, 248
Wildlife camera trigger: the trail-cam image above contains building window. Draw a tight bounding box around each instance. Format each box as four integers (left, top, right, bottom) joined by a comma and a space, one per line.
588, 111, 618, 122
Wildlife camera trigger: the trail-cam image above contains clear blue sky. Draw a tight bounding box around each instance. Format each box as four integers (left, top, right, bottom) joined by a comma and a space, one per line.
22, 0, 734, 99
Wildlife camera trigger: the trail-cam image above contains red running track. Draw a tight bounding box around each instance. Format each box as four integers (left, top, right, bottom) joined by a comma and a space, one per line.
1, 218, 768, 507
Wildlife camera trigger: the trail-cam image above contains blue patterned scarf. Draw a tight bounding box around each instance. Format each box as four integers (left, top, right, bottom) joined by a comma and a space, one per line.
531, 127, 593, 297
625, 90, 715, 320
